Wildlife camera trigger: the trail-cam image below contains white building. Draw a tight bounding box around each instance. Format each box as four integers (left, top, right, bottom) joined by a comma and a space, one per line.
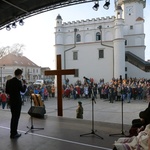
54, 0, 150, 84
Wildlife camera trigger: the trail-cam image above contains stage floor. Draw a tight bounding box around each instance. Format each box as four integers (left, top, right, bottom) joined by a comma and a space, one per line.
0, 109, 130, 150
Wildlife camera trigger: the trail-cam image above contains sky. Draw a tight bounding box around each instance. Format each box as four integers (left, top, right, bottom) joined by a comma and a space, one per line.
0, 1, 150, 69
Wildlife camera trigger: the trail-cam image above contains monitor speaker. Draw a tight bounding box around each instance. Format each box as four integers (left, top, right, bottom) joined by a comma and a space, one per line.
28, 106, 46, 118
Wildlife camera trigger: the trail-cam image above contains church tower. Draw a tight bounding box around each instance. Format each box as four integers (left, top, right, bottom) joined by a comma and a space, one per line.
116, 0, 146, 59
55, 14, 64, 68
113, 5, 125, 79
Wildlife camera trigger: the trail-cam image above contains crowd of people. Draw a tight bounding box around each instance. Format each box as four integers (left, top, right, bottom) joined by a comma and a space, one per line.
62, 77, 150, 104
1, 77, 150, 109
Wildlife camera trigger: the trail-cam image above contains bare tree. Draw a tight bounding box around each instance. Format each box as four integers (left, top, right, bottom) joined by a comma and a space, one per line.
0, 43, 25, 59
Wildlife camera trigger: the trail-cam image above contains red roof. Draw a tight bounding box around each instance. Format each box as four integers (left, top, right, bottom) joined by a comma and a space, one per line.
0, 53, 40, 67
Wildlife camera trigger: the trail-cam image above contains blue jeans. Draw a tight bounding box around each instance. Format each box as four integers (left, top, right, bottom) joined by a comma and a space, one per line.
127, 93, 131, 102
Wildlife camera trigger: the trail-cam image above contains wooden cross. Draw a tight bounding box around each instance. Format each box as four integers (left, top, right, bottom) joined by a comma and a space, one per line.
45, 55, 76, 116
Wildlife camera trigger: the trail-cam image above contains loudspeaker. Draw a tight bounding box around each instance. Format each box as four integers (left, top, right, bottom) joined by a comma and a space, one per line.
28, 106, 46, 118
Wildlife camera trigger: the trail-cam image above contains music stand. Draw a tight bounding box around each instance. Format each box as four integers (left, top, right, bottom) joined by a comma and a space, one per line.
109, 75, 126, 137
80, 96, 103, 139
25, 94, 44, 134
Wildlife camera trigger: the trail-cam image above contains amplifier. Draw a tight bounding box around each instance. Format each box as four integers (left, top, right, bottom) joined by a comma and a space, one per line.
28, 106, 46, 118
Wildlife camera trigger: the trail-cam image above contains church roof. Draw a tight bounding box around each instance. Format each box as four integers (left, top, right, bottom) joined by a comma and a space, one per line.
56, 14, 62, 20
136, 17, 145, 21
0, 53, 40, 67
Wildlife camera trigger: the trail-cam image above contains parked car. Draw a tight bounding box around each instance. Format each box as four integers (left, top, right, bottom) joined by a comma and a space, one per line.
33, 80, 44, 87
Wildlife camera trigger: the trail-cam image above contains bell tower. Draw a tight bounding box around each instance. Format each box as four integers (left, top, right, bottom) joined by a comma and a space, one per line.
115, 0, 146, 24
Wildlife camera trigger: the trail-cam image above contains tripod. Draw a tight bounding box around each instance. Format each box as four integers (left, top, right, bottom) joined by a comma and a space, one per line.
25, 95, 44, 134
109, 76, 126, 137
80, 96, 103, 139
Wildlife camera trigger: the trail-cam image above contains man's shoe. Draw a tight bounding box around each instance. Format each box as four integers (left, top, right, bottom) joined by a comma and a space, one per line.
10, 133, 21, 139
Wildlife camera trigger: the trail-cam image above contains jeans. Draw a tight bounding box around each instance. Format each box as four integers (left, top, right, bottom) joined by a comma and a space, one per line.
127, 93, 131, 102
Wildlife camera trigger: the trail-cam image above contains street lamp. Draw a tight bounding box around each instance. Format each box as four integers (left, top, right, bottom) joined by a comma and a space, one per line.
0, 65, 5, 89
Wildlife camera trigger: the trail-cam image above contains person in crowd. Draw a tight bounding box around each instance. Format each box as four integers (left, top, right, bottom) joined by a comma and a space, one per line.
98, 84, 103, 99
142, 83, 147, 100
76, 85, 80, 99
72, 86, 77, 100
104, 84, 109, 99
93, 84, 98, 99
137, 84, 143, 100
80, 84, 84, 98
34, 86, 40, 94
109, 84, 114, 103
76, 101, 83, 119
5, 68, 27, 139
0, 91, 2, 105
46, 85, 52, 98
51, 85, 55, 97
44, 87, 48, 100
116, 84, 121, 101
1, 90, 7, 109
146, 83, 150, 103
88, 85, 92, 98
39, 85, 45, 101
126, 85, 132, 103
84, 84, 89, 99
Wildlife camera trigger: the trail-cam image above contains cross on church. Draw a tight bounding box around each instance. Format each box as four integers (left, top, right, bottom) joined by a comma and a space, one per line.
45, 55, 76, 116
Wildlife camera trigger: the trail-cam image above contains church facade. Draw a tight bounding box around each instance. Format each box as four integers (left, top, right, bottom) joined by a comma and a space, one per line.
54, 0, 149, 84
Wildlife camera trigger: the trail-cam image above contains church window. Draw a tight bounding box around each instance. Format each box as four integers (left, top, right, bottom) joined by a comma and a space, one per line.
125, 56, 128, 61
130, 25, 133, 29
73, 51, 78, 60
76, 34, 81, 42
125, 67, 127, 71
125, 40, 127, 45
96, 32, 101, 41
74, 69, 79, 77
99, 50, 104, 58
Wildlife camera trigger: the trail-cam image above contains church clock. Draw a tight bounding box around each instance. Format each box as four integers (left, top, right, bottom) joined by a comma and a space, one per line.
126, 6, 133, 15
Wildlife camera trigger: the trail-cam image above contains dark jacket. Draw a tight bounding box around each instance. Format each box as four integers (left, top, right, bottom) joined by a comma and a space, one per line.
5, 77, 27, 106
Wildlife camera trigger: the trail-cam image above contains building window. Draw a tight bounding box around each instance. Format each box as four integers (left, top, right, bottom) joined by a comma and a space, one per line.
125, 67, 127, 71
125, 40, 127, 45
73, 51, 78, 60
130, 25, 133, 29
99, 50, 104, 58
96, 32, 101, 41
76, 34, 81, 42
74, 69, 79, 77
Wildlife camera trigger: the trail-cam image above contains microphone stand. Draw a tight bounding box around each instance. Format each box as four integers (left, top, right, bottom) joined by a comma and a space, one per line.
80, 91, 103, 139
109, 77, 126, 137
25, 95, 44, 134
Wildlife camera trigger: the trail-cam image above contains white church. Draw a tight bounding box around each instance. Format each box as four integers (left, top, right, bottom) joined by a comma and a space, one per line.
54, 0, 150, 84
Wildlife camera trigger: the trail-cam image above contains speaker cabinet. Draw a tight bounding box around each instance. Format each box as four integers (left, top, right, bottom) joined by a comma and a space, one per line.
28, 106, 46, 118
